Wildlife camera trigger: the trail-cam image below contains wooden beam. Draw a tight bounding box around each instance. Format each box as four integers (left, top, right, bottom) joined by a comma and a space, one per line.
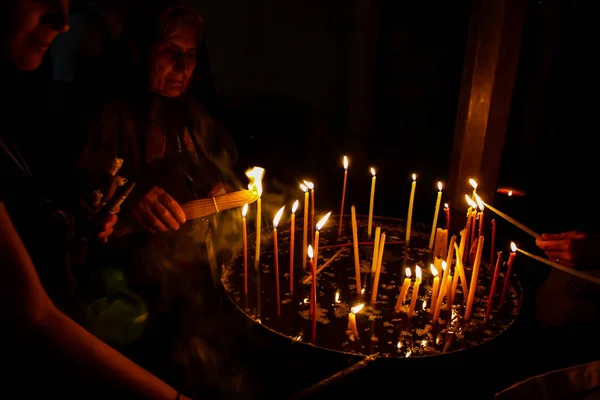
447, 0, 528, 207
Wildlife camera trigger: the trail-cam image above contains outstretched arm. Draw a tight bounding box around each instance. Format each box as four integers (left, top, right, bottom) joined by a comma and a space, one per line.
0, 202, 187, 400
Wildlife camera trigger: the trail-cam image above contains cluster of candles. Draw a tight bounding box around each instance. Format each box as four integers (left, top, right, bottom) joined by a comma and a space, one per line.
240, 159, 600, 343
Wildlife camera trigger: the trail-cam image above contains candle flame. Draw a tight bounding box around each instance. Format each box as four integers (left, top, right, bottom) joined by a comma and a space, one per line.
303, 180, 314, 190
474, 194, 484, 211
508, 190, 513, 196
370, 167, 376, 176
343, 156, 348, 170
316, 211, 332, 231
511, 242, 517, 252
469, 179, 478, 190
300, 183, 308, 192
292, 200, 299, 214
412, 173, 416, 181
335, 290, 340, 303
361, 287, 365, 295
242, 203, 248, 217
442, 261, 447, 271
444, 203, 449, 209
415, 266, 422, 280
437, 181, 443, 191
397, 341, 402, 349
273, 206, 285, 228
405, 268, 411, 278
245, 167, 265, 197
307, 245, 314, 259
430, 264, 438, 277
422, 300, 427, 310
465, 194, 477, 209
351, 303, 364, 314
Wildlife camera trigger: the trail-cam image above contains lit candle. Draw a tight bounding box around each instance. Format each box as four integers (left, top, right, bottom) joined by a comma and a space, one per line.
481, 200, 540, 239
432, 261, 448, 322
371, 232, 386, 304
407, 266, 422, 318
444, 271, 454, 314
350, 206, 362, 294
394, 268, 412, 312
308, 245, 317, 342
303, 180, 315, 244
453, 241, 469, 299
428, 182, 443, 251
444, 203, 450, 231
246, 167, 265, 270
347, 303, 364, 340
490, 218, 497, 267
475, 194, 485, 237
338, 156, 349, 237
371, 226, 381, 274
486, 251, 503, 319
406, 174, 417, 245
289, 200, 299, 293
464, 236, 485, 321
439, 235, 456, 299
300, 184, 309, 269
430, 264, 440, 313
499, 243, 517, 308
469, 178, 478, 201
469, 209, 477, 254
272, 205, 285, 316
242, 203, 249, 294
313, 212, 332, 273
367, 167, 377, 238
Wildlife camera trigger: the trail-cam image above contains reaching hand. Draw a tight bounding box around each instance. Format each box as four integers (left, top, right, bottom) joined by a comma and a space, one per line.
535, 231, 600, 269
132, 186, 186, 233
97, 213, 118, 244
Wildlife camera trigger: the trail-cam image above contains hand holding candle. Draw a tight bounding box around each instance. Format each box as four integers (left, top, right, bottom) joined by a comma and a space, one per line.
367, 168, 377, 238
289, 200, 299, 293
272, 205, 285, 316
406, 174, 417, 245
407, 266, 422, 318
429, 182, 443, 251
338, 156, 349, 237
242, 203, 249, 294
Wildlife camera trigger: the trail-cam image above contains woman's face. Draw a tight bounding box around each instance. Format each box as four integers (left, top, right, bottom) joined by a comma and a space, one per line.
149, 24, 198, 98
5, 0, 69, 71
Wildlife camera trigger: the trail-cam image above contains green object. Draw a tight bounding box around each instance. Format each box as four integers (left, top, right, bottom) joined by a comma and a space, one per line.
83, 267, 148, 348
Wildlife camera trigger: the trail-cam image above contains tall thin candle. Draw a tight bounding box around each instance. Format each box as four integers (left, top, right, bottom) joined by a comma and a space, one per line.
272, 206, 285, 316
428, 182, 443, 251
367, 168, 377, 237
338, 156, 349, 237
475, 194, 485, 237
394, 268, 412, 312
350, 206, 362, 294
308, 245, 317, 342
371, 227, 381, 274
444, 203, 450, 231
490, 218, 497, 267
469, 178, 478, 201
464, 236, 485, 321
406, 174, 417, 245
486, 251, 503, 319
482, 201, 540, 239
242, 203, 249, 294
371, 232, 386, 304
313, 212, 332, 273
407, 266, 422, 318
300, 184, 309, 269
499, 244, 517, 308
245, 167, 264, 270
430, 265, 440, 314
304, 180, 315, 244
432, 261, 448, 322
289, 200, 299, 293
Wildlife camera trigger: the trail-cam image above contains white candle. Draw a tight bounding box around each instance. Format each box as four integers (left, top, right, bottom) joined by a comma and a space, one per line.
406, 174, 417, 245
367, 168, 377, 237
428, 182, 443, 251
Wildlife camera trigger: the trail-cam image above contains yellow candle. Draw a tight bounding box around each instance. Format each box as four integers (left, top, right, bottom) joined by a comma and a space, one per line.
242, 203, 249, 294
444, 272, 454, 314
439, 236, 456, 299
407, 266, 422, 318
432, 264, 449, 322
406, 174, 417, 245
300, 184, 309, 269
394, 268, 412, 312
464, 236, 485, 321
430, 264, 440, 313
347, 303, 364, 340
350, 206, 362, 294
338, 156, 349, 237
367, 168, 377, 237
371, 227, 381, 274
453, 242, 469, 299
272, 206, 285, 317
371, 232, 386, 304
428, 182, 443, 251
313, 212, 332, 273
289, 200, 299, 293
482, 201, 541, 239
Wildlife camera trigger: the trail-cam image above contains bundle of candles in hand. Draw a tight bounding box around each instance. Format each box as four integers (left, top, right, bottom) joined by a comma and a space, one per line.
222, 162, 534, 358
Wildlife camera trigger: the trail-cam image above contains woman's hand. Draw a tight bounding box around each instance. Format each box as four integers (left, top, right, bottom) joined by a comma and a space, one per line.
535, 231, 600, 269
132, 186, 186, 233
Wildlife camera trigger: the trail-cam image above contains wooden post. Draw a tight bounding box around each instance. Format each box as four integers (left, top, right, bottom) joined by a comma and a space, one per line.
447, 0, 528, 207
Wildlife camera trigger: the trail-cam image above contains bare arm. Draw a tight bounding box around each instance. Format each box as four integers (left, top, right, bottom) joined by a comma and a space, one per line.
0, 202, 186, 400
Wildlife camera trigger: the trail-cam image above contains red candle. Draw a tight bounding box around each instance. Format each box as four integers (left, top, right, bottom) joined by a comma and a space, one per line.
444, 203, 450, 231
478, 211, 484, 237
499, 246, 517, 308
485, 251, 503, 319
490, 218, 496, 266
338, 156, 349, 237
242, 204, 249, 294
308, 245, 317, 342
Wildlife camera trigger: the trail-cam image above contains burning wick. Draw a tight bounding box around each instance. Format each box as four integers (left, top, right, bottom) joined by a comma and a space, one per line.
347, 303, 364, 340
335, 290, 340, 304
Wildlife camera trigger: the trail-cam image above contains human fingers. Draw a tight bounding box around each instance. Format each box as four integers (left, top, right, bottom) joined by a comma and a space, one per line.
540, 231, 579, 240
158, 190, 186, 224
151, 200, 180, 231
